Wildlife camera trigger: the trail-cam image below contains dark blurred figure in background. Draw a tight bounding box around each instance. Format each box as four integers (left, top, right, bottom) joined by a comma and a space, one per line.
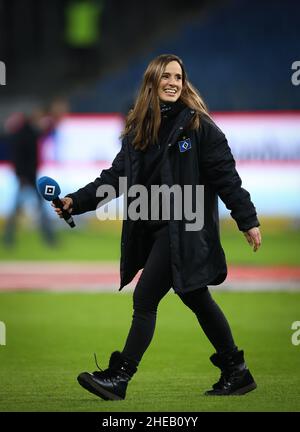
48, 97, 70, 125
64, 0, 104, 80
3, 107, 56, 248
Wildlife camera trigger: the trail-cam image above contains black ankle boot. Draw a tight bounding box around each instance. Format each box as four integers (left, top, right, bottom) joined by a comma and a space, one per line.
77, 351, 137, 401
205, 349, 257, 396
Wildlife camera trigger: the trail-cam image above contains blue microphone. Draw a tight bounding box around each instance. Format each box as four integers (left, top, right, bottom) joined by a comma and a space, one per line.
36, 176, 75, 228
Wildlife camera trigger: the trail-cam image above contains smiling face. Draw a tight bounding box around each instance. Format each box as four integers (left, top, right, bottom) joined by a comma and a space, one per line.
158, 60, 183, 103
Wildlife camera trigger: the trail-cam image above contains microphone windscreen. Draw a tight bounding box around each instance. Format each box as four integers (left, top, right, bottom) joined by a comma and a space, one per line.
36, 176, 61, 201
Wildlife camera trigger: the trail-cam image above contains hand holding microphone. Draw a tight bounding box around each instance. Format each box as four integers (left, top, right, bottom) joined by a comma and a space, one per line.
36, 176, 76, 228
52, 196, 73, 220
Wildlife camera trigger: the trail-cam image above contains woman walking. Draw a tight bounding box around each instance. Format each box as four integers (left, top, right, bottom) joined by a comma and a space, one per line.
53, 54, 261, 400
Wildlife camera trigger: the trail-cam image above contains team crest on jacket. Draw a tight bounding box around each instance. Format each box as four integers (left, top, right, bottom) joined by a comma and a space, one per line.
178, 138, 192, 152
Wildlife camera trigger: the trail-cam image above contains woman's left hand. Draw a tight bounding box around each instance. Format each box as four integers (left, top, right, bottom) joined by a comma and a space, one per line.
243, 227, 262, 252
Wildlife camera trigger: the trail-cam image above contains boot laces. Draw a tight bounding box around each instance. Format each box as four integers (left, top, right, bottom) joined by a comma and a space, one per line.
213, 369, 242, 390
93, 352, 134, 383
94, 352, 104, 372
93, 353, 114, 381
213, 372, 227, 389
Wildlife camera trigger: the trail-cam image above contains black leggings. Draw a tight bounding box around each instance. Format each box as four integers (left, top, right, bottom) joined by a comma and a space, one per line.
122, 225, 237, 365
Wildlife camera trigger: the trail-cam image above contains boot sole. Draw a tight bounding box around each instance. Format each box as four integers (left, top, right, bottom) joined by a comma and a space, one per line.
205, 381, 257, 396
231, 381, 257, 395
77, 373, 124, 401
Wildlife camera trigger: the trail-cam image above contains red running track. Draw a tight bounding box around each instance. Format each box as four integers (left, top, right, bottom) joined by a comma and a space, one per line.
0, 262, 300, 291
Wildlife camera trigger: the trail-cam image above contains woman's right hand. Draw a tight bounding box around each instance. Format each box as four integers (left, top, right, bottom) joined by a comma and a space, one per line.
51, 197, 73, 218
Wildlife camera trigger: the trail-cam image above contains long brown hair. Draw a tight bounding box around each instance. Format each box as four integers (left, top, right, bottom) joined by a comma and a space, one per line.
121, 54, 210, 150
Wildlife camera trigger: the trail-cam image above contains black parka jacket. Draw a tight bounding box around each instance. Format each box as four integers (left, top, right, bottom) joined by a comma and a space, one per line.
68, 107, 260, 293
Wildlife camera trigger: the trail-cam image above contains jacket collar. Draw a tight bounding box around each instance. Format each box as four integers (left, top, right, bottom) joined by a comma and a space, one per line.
126, 107, 196, 151
166, 107, 196, 148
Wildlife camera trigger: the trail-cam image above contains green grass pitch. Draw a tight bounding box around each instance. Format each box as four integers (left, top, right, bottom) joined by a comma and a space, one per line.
0, 291, 299, 412
1, 218, 299, 265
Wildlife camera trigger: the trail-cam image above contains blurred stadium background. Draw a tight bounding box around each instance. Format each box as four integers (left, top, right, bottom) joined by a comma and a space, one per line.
0, 0, 300, 412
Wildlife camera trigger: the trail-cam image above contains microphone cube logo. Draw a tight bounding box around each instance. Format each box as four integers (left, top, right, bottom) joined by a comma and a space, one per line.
0, 321, 6, 346
45, 185, 55, 196
0, 61, 6, 85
